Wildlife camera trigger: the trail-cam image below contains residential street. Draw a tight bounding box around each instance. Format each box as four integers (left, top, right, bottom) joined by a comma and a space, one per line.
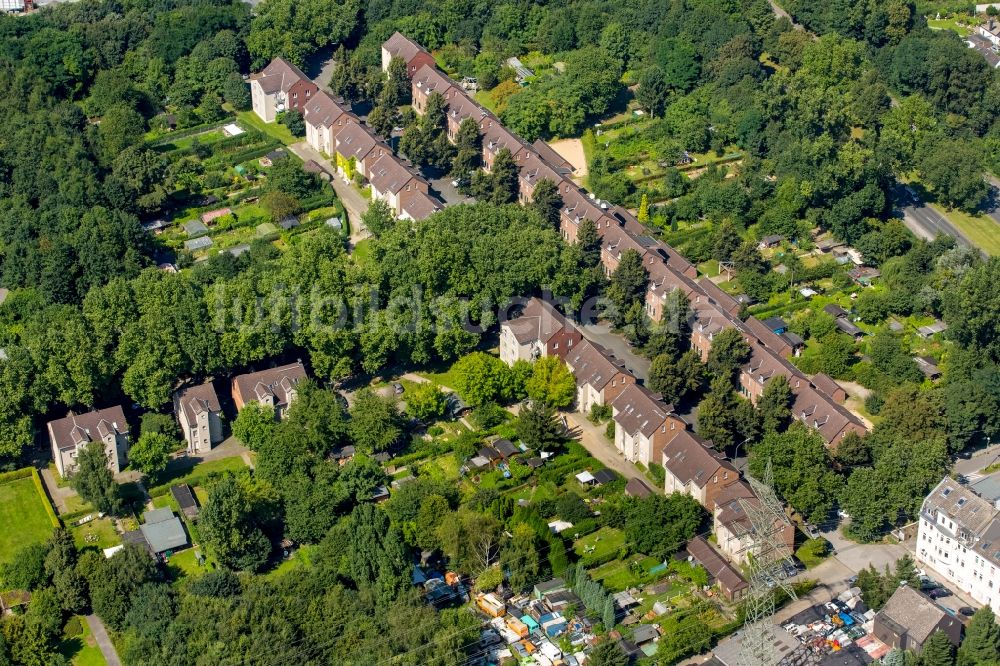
287, 141, 371, 247
86, 615, 122, 666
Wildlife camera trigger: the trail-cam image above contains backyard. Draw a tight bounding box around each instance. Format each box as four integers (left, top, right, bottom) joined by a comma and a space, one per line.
0, 472, 58, 567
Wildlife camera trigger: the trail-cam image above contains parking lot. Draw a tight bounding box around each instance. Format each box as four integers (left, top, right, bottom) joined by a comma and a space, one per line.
429, 175, 475, 206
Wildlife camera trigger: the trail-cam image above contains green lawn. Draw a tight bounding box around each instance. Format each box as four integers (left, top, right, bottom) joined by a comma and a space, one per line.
574, 527, 625, 564
148, 456, 247, 496
0, 476, 57, 567
57, 616, 107, 666
928, 204, 1000, 256
237, 111, 298, 145
589, 555, 661, 591
166, 548, 208, 579
70, 517, 120, 551
353, 238, 373, 267
927, 18, 973, 36
415, 357, 471, 391
155, 128, 228, 153
266, 544, 316, 579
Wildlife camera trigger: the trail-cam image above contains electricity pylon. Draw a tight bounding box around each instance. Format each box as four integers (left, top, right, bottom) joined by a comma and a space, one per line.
738, 461, 798, 666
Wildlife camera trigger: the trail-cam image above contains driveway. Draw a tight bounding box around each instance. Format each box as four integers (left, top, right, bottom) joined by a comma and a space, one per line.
39, 467, 78, 515
563, 410, 660, 489
955, 444, 1000, 482
287, 141, 371, 247
86, 615, 121, 666
579, 321, 651, 382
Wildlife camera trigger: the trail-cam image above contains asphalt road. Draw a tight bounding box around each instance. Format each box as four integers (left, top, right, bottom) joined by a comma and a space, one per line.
893, 185, 973, 249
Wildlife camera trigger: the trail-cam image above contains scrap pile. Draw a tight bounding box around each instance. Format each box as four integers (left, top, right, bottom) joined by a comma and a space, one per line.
781, 588, 886, 664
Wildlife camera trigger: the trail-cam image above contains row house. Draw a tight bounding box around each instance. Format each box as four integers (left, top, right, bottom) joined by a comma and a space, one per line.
517, 152, 563, 205
499, 297, 583, 366
173, 381, 223, 455
697, 279, 743, 317
644, 258, 700, 323
712, 479, 795, 565
303, 91, 350, 156
399, 188, 441, 222
367, 154, 429, 215
660, 429, 739, 510
558, 183, 607, 244
232, 362, 307, 419
300, 88, 444, 222
482, 123, 527, 171
738, 341, 866, 446
49, 406, 130, 476
564, 340, 634, 414
411, 64, 459, 114
333, 122, 380, 179
599, 224, 651, 276
445, 93, 488, 142
611, 383, 685, 468
381, 31, 437, 78
250, 58, 317, 124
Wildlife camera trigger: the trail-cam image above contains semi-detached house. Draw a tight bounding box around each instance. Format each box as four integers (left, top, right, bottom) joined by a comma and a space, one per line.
564, 340, 635, 415
367, 154, 429, 216
302, 91, 348, 156
499, 297, 582, 366
660, 429, 739, 510
250, 58, 317, 124
610, 383, 685, 468
381, 32, 437, 78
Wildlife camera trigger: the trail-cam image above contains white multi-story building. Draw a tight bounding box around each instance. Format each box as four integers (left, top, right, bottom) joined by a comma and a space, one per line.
916, 476, 1000, 615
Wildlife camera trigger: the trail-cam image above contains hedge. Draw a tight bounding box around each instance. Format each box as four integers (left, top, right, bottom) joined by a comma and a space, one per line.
0, 467, 33, 484
31, 468, 61, 528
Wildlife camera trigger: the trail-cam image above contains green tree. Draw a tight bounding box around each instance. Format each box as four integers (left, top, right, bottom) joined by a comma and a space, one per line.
515, 400, 564, 448
648, 351, 703, 405
349, 388, 403, 454
636, 66, 669, 117
530, 179, 562, 229
607, 249, 648, 326
624, 494, 704, 559
200, 473, 273, 572
128, 431, 177, 479
503, 523, 540, 593
405, 383, 449, 422
758, 375, 793, 433
749, 426, 843, 524
386, 56, 410, 105
919, 140, 988, 212
453, 352, 512, 406
361, 198, 396, 237
71, 441, 122, 515
232, 402, 277, 450
246, 0, 361, 68
577, 217, 601, 267
525, 356, 576, 409
489, 148, 519, 204
706, 328, 751, 383
957, 607, 1000, 666
921, 630, 956, 666
589, 640, 629, 666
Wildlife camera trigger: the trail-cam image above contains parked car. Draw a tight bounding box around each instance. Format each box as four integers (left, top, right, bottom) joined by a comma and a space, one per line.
959, 607, 975, 617
929, 588, 952, 599
392, 382, 404, 395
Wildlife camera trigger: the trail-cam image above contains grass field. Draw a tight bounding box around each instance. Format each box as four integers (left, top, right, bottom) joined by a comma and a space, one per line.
929, 204, 1000, 256
353, 238, 373, 267
237, 111, 298, 145
574, 527, 625, 564
0, 476, 56, 567
589, 555, 661, 591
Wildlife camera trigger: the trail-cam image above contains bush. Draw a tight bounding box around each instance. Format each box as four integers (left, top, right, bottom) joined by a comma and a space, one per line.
588, 404, 612, 423
864, 392, 885, 415
63, 616, 83, 638
604, 420, 616, 440
473, 403, 508, 429
648, 462, 666, 487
